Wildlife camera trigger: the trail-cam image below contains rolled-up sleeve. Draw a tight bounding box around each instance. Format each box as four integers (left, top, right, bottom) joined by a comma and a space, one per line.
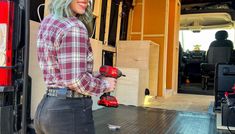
57, 26, 109, 96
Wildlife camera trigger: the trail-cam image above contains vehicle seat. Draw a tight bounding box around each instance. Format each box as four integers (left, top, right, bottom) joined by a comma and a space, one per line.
178, 42, 185, 88
201, 30, 233, 90
185, 50, 206, 83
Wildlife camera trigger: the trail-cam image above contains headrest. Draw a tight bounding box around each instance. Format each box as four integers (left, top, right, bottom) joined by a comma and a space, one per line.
215, 30, 228, 40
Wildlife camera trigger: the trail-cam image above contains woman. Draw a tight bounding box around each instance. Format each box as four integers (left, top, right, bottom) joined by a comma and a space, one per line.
34, 0, 116, 134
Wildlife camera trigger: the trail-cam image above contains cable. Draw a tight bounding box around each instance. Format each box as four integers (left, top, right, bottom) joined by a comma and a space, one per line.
22, 0, 30, 133
37, 4, 45, 22
227, 109, 233, 134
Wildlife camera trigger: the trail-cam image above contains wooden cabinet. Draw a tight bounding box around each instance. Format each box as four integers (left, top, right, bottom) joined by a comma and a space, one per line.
116, 40, 159, 97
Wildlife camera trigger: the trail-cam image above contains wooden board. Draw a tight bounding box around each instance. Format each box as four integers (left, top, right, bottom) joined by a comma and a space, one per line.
94, 0, 102, 40
104, 0, 112, 45
149, 44, 159, 96
117, 41, 151, 69
90, 38, 102, 72
115, 2, 123, 42
29, 21, 46, 119
44, 0, 50, 17
88, 38, 105, 110
115, 68, 148, 106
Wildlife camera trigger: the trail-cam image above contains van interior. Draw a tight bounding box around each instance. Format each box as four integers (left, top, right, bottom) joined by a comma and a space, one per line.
178, 1, 235, 96
2, 0, 235, 133
31, 0, 235, 133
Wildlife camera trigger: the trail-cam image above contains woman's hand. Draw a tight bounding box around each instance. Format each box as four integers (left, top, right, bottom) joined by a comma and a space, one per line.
102, 77, 117, 93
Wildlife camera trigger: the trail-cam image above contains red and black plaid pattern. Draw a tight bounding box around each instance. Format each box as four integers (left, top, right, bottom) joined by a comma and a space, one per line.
37, 15, 109, 96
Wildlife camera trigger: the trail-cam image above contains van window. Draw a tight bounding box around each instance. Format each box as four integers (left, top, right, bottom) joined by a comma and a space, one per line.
179, 29, 235, 51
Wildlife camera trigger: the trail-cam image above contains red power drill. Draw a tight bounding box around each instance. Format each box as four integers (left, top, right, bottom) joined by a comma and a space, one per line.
224, 84, 235, 108
97, 65, 125, 107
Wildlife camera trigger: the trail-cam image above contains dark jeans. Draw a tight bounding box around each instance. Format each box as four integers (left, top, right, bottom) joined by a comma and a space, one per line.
34, 95, 95, 134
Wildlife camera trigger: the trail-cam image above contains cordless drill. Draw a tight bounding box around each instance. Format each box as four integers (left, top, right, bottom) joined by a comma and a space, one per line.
98, 65, 125, 107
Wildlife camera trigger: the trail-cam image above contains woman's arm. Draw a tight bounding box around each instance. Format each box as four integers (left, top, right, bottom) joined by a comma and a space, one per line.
57, 26, 109, 96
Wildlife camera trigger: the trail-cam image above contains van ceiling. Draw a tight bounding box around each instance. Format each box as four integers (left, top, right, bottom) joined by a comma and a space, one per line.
181, 0, 232, 5
180, 0, 235, 30
181, 0, 235, 15
180, 13, 233, 31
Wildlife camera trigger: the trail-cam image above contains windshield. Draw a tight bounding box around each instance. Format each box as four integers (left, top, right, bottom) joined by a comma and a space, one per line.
179, 29, 235, 52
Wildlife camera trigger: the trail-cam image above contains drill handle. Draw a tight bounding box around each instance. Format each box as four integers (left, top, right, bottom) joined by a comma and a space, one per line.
225, 95, 232, 107
225, 92, 234, 107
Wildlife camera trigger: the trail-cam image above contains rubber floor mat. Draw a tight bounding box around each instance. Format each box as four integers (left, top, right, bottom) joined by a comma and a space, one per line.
93, 105, 230, 134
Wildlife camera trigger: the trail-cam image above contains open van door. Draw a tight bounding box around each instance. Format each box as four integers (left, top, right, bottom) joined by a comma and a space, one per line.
0, 0, 30, 133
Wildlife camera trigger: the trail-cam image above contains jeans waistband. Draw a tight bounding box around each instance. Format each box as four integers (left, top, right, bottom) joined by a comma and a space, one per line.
46, 88, 91, 99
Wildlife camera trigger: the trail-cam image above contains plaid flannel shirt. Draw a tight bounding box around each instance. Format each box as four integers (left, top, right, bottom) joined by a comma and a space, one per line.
37, 15, 109, 96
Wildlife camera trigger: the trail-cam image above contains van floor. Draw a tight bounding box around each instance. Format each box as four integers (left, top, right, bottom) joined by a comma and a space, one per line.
93, 94, 231, 134
144, 93, 214, 113
93, 105, 231, 134
179, 83, 214, 96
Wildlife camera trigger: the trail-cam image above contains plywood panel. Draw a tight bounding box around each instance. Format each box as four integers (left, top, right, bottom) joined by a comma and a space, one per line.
172, 1, 181, 93
44, 0, 50, 17
132, 3, 142, 32
128, 0, 179, 97
166, 0, 175, 89
117, 41, 150, 69
144, 0, 168, 34
149, 44, 159, 96
94, 0, 102, 40
115, 68, 140, 106
117, 40, 159, 96
130, 34, 141, 40
115, 68, 148, 106
144, 37, 166, 96
104, 0, 112, 45
138, 69, 149, 105
116, 2, 122, 42
166, 0, 181, 91
135, 0, 143, 3
90, 38, 103, 72
87, 39, 105, 111
29, 21, 46, 119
